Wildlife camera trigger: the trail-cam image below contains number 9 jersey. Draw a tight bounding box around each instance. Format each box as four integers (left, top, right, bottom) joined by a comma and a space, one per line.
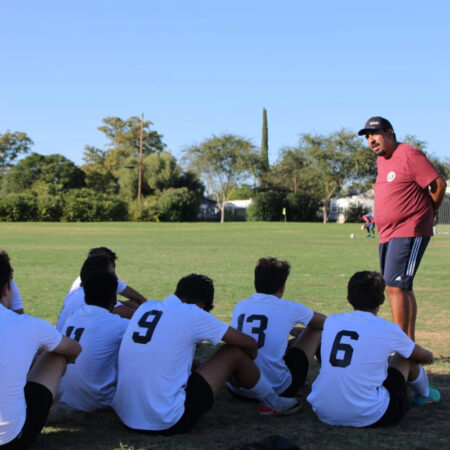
307, 311, 415, 427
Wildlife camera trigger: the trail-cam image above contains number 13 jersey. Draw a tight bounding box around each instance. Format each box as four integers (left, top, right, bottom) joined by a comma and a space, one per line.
307, 311, 415, 427
231, 293, 314, 394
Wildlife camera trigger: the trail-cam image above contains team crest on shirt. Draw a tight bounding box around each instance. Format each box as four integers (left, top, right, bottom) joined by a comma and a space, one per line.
386, 171, 396, 182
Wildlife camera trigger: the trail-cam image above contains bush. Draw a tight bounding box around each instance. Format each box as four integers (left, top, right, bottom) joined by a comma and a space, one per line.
157, 188, 198, 222
285, 191, 320, 222
37, 196, 64, 221
61, 189, 128, 222
247, 191, 286, 221
128, 197, 159, 222
0, 194, 38, 221
345, 202, 369, 223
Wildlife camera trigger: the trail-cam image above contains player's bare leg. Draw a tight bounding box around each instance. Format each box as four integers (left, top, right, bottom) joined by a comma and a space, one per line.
27, 352, 67, 398
386, 286, 414, 340
196, 344, 301, 413
406, 290, 417, 341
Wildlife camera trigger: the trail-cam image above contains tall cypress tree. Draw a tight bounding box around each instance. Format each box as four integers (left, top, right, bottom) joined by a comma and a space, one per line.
261, 107, 269, 173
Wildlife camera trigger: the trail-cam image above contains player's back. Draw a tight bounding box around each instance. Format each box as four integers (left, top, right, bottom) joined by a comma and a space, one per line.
112, 294, 227, 431
307, 311, 414, 427
58, 304, 129, 411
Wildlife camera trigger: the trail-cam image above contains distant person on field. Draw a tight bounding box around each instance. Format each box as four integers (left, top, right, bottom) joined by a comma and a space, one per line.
0, 250, 81, 449
227, 257, 325, 413
54, 271, 129, 417
112, 274, 301, 435
361, 214, 376, 238
358, 117, 447, 340
56, 247, 147, 329
307, 271, 440, 428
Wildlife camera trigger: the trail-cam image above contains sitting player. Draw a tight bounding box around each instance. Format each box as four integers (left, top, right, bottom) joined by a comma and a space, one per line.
112, 273, 301, 435
55, 271, 129, 415
307, 271, 440, 427
56, 248, 146, 330
227, 257, 325, 413
0, 250, 81, 448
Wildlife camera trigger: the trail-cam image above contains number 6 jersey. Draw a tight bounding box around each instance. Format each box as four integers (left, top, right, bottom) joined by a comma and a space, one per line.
307, 311, 415, 427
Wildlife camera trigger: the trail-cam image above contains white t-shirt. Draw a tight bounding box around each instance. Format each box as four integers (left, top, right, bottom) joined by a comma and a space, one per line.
11, 281, 23, 311
56, 277, 127, 331
57, 304, 129, 412
112, 294, 229, 431
307, 311, 415, 427
0, 304, 62, 445
229, 293, 314, 394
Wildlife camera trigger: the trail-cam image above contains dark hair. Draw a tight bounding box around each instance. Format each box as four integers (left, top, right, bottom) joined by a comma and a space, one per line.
347, 271, 385, 311
254, 257, 290, 294
80, 254, 114, 285
175, 274, 214, 312
83, 271, 118, 309
0, 251, 12, 295
88, 247, 117, 263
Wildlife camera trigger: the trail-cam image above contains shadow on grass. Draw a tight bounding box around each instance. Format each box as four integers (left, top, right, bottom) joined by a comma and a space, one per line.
34, 346, 449, 450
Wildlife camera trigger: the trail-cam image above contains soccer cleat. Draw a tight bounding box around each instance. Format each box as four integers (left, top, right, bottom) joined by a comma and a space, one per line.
258, 398, 303, 416
411, 386, 441, 406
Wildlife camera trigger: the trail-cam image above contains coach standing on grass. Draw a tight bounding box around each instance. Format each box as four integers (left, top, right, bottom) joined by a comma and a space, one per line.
358, 117, 447, 341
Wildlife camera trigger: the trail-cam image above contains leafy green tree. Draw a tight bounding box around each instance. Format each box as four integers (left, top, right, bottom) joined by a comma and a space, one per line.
98, 116, 165, 168
81, 146, 118, 194
157, 187, 199, 222
184, 134, 259, 223
1, 153, 86, 194
0, 131, 33, 175
118, 151, 203, 201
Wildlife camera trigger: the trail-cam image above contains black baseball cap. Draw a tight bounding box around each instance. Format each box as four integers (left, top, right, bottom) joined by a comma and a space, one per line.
358, 117, 394, 136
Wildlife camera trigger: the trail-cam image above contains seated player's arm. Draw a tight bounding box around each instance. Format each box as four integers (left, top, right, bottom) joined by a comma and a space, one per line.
222, 326, 258, 360
51, 336, 82, 364
409, 344, 433, 365
306, 312, 326, 330
429, 176, 447, 211
119, 286, 147, 305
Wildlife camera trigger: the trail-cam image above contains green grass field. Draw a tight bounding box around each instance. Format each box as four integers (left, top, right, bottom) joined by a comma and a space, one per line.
1, 222, 448, 449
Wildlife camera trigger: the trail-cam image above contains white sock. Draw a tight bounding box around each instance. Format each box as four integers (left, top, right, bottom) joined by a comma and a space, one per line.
244, 374, 293, 410
408, 365, 430, 397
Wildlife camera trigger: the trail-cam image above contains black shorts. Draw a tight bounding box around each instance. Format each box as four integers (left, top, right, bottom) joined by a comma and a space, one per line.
370, 368, 409, 428
379, 237, 430, 290
0, 382, 53, 449
129, 372, 214, 436
280, 347, 309, 398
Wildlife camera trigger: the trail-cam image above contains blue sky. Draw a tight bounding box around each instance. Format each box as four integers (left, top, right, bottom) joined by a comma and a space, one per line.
1, 1, 449, 166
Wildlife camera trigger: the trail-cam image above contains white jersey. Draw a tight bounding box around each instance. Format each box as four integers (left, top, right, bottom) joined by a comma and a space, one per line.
112, 294, 229, 431
307, 311, 415, 427
58, 304, 129, 412
11, 281, 23, 311
230, 293, 314, 394
56, 277, 127, 331
0, 304, 62, 445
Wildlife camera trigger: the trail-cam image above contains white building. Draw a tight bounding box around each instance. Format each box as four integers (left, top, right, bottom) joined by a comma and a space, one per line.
329, 190, 374, 223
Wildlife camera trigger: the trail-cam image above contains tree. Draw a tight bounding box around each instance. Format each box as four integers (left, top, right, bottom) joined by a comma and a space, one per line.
261, 108, 269, 174
118, 151, 204, 201
81, 146, 119, 194
184, 134, 259, 223
1, 153, 86, 194
0, 131, 33, 175
98, 116, 165, 166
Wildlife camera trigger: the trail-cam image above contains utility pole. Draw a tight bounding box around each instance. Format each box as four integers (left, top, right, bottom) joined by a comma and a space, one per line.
138, 113, 144, 202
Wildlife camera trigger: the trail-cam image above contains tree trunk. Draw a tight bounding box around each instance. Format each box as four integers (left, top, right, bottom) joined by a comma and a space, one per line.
220, 205, 225, 223
322, 202, 328, 223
